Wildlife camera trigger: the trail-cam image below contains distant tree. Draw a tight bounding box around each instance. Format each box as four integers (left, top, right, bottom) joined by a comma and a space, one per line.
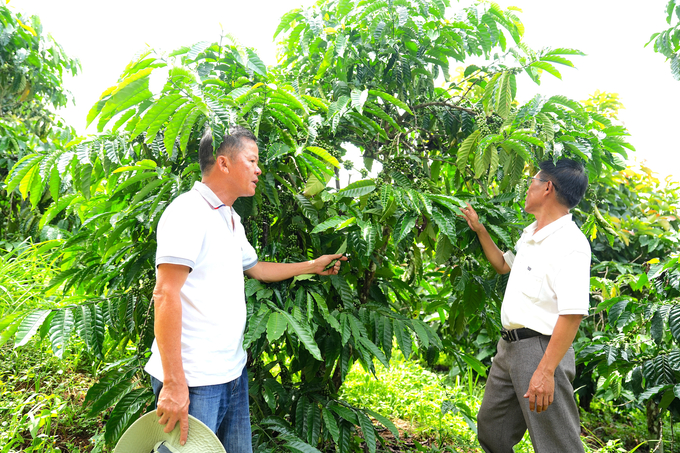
577, 166, 680, 449
0, 4, 79, 243
573, 92, 680, 450
582, 90, 624, 119
647, 0, 680, 80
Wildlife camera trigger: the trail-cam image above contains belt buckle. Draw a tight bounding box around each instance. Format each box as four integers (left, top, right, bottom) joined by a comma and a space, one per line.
501, 328, 519, 342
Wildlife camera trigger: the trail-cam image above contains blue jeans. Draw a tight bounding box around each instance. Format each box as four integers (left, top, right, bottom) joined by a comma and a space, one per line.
151, 366, 252, 453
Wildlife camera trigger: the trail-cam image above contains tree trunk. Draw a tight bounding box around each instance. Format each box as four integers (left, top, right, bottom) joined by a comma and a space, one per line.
647, 400, 663, 453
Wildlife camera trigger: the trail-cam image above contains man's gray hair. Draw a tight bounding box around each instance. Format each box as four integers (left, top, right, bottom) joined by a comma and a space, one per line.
198, 126, 257, 174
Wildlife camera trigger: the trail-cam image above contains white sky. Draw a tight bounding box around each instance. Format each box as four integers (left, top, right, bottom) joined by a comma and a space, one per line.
8, 0, 680, 181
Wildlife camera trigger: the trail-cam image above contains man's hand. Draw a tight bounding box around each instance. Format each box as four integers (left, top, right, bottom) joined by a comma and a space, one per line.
310, 254, 348, 275
524, 368, 555, 413
459, 202, 485, 233
245, 255, 348, 282
156, 381, 190, 445
523, 315, 582, 414
457, 202, 510, 274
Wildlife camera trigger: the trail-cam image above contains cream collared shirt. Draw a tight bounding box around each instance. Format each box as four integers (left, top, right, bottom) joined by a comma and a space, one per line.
501, 214, 591, 335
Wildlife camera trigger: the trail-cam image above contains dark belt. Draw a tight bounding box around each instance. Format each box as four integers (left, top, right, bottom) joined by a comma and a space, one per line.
501, 327, 550, 342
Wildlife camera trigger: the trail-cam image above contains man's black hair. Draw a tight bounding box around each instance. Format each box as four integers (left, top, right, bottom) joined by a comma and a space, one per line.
538, 158, 588, 209
198, 126, 257, 174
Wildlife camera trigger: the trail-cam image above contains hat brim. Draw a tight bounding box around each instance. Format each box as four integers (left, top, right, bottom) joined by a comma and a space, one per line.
114, 411, 226, 453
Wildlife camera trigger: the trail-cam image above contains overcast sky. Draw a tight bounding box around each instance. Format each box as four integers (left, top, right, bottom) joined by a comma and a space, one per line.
9, 0, 680, 181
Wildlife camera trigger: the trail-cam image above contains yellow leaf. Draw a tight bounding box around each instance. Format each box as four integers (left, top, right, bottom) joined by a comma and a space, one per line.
324, 13, 330, 20
620, 234, 630, 246
16, 18, 37, 37
20, 85, 30, 102
324, 27, 337, 34
19, 164, 39, 199
303, 174, 327, 197
647, 258, 660, 264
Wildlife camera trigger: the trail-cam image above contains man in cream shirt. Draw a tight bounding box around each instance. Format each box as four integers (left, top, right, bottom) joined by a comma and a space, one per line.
461, 159, 590, 452
146, 126, 346, 453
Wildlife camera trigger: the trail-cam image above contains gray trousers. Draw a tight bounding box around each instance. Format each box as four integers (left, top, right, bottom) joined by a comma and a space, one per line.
477, 336, 584, 453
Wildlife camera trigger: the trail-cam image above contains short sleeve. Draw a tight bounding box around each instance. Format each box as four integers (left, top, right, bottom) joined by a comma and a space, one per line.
503, 250, 516, 268
232, 209, 258, 271
156, 198, 205, 270
241, 239, 258, 271
553, 250, 591, 315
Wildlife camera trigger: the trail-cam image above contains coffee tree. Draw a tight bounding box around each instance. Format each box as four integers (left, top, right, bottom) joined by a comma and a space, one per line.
573, 163, 680, 448
0, 4, 79, 244
2, 0, 634, 450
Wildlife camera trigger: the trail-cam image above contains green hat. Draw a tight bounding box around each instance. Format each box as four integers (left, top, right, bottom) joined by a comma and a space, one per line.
114, 411, 226, 453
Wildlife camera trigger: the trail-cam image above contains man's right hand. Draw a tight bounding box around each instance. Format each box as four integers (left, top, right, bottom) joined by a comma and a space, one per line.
459, 202, 485, 233
458, 202, 511, 275
156, 381, 190, 445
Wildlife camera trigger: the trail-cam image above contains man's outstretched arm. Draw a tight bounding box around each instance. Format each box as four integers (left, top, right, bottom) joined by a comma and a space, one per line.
244, 254, 347, 283
459, 203, 510, 274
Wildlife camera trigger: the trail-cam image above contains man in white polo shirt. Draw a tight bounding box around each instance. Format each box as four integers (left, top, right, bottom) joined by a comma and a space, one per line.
460, 158, 590, 452
145, 126, 346, 453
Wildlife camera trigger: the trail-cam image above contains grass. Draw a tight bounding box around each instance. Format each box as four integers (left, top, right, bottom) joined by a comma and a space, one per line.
340, 352, 535, 452
0, 243, 59, 317
580, 400, 649, 451
0, 340, 108, 453
0, 244, 112, 452
1, 338, 679, 452
341, 351, 479, 449
340, 352, 680, 453
580, 399, 680, 452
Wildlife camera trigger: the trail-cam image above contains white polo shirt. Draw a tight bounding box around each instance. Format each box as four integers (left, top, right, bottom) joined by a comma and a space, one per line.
145, 182, 258, 386
501, 214, 591, 335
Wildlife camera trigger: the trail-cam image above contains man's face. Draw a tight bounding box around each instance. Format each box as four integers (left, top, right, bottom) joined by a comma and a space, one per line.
524, 172, 548, 214
224, 140, 261, 198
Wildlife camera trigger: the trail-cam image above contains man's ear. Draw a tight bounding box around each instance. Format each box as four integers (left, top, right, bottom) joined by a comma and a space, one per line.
216, 154, 229, 173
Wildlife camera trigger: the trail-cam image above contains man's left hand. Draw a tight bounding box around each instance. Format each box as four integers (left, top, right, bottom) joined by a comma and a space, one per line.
524, 368, 555, 413
310, 254, 347, 275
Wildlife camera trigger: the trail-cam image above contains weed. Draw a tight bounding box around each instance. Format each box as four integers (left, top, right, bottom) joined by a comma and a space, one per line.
0, 340, 108, 452
0, 242, 57, 316
339, 351, 663, 453
340, 350, 482, 450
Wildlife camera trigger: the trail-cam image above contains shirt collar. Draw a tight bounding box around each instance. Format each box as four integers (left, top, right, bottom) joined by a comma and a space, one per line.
192, 181, 242, 222
193, 181, 226, 209
523, 213, 573, 243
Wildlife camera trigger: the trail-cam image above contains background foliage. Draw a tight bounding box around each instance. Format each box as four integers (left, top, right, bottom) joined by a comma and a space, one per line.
1, 0, 679, 452
648, 0, 680, 81
0, 4, 79, 247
